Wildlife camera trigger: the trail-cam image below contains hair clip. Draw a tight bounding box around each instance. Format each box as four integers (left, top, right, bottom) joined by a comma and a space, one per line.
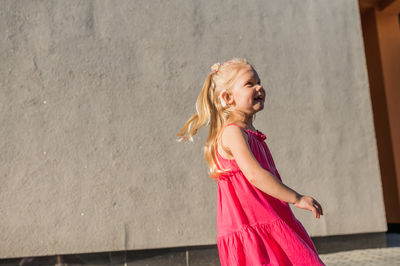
211, 62, 221, 73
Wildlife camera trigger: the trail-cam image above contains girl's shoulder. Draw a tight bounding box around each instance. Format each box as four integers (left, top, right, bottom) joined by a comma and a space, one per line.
221, 123, 267, 142
220, 123, 249, 142
217, 123, 249, 160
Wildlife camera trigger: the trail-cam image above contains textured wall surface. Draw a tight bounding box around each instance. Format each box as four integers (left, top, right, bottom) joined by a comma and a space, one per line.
0, 0, 385, 258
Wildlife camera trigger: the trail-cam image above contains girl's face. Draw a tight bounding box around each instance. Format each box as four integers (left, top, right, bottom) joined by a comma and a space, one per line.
227, 66, 265, 116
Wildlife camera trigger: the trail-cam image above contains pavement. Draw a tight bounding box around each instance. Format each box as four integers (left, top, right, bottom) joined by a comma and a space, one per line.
1, 233, 399, 265
319, 233, 400, 266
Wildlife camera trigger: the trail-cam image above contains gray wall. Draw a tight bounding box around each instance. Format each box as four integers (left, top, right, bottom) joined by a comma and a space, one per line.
0, 0, 386, 259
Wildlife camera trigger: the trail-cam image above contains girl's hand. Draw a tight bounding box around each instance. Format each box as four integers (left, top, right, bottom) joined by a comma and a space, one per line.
294, 195, 323, 219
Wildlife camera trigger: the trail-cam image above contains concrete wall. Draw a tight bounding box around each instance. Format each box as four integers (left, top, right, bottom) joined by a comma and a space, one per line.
0, 0, 386, 259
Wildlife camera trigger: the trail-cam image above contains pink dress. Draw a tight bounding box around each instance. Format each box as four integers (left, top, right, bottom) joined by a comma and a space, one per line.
216, 123, 325, 266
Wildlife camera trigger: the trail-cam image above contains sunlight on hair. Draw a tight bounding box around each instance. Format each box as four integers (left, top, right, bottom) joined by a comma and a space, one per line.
176, 57, 252, 178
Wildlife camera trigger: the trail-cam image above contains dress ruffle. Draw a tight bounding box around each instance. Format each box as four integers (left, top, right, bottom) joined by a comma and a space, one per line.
217, 218, 325, 266
245, 128, 267, 141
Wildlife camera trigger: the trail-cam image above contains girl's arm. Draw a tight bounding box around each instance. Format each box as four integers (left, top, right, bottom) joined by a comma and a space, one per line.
222, 125, 323, 218
221, 125, 302, 204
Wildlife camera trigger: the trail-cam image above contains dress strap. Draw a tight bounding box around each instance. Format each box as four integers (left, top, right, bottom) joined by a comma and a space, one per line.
224, 123, 246, 130
221, 123, 249, 137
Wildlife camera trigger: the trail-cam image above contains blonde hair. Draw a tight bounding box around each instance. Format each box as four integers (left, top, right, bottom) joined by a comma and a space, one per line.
176, 58, 254, 179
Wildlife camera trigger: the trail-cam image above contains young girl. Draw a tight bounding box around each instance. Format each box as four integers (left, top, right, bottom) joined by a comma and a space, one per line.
177, 58, 325, 265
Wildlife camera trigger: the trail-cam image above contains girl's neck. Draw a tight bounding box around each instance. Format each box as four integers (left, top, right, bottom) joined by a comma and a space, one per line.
227, 112, 256, 131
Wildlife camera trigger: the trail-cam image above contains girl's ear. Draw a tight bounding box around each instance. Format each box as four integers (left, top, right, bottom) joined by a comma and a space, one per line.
221, 90, 234, 106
